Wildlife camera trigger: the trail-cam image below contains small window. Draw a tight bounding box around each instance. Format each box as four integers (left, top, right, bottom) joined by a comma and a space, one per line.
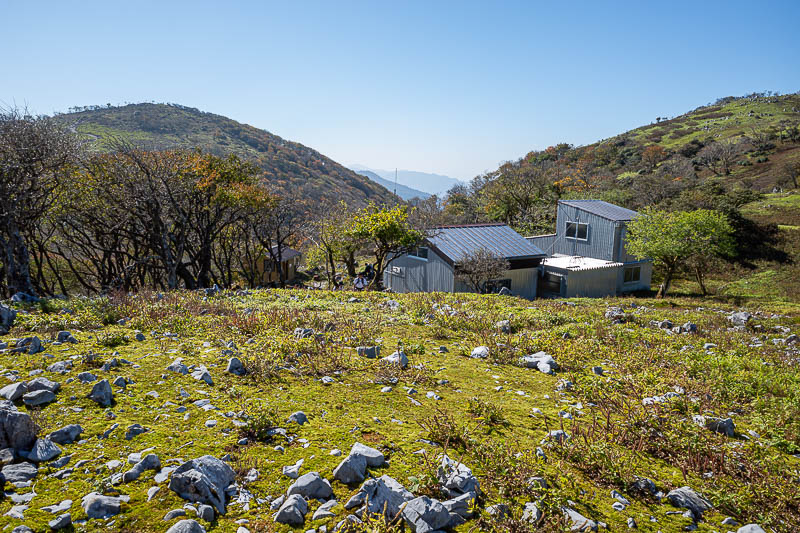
565, 222, 588, 240
624, 265, 641, 283
408, 246, 428, 260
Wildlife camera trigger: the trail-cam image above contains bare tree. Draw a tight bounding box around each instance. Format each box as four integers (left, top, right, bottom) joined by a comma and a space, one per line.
249, 193, 305, 287
0, 108, 81, 297
695, 140, 741, 176
454, 248, 510, 294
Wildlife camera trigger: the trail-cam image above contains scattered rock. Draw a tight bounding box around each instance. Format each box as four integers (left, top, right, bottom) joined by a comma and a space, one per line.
729, 311, 752, 327
519, 351, 558, 374
225, 357, 246, 376
344, 475, 414, 519
81, 492, 125, 519
357, 346, 380, 359
0, 404, 37, 450
287, 411, 308, 425
666, 486, 712, 521
401, 496, 450, 533
274, 494, 308, 526
383, 351, 409, 368
287, 471, 333, 500
333, 453, 367, 484
169, 455, 237, 514
87, 379, 113, 407
693, 415, 735, 437
48, 512, 72, 530
28, 438, 62, 463
22, 389, 55, 407
165, 519, 207, 533
123, 453, 161, 483
0, 382, 27, 402
470, 346, 489, 359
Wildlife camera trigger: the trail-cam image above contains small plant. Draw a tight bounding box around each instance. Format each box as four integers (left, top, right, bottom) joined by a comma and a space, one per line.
467, 397, 508, 428
239, 404, 279, 442
96, 331, 129, 348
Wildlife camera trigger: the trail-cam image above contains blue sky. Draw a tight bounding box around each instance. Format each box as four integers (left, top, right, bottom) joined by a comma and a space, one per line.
3, 0, 799, 181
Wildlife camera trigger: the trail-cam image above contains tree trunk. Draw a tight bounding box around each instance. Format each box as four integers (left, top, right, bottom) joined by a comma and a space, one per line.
0, 223, 36, 297
656, 267, 674, 299
694, 266, 707, 296
345, 251, 357, 278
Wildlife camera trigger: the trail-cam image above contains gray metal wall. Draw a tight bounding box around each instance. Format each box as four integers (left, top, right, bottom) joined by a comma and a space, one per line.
453, 267, 538, 300
526, 234, 556, 255
551, 204, 619, 261
541, 264, 620, 298
616, 260, 653, 293
383, 249, 455, 293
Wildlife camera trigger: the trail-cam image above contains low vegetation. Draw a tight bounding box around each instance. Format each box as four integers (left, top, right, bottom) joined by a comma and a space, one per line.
0, 289, 797, 532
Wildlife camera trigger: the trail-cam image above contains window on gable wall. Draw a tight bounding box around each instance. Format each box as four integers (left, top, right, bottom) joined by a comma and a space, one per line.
565, 222, 588, 240
408, 246, 429, 260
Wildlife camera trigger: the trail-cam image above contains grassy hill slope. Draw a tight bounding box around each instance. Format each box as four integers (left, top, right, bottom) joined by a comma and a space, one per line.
57, 103, 397, 206
0, 290, 798, 532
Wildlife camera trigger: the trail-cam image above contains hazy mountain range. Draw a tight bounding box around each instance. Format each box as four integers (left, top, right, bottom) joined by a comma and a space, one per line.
349, 165, 463, 196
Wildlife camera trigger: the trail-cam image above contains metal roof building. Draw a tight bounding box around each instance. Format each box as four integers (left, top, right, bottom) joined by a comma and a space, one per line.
427, 224, 546, 264
557, 200, 641, 222
384, 224, 544, 299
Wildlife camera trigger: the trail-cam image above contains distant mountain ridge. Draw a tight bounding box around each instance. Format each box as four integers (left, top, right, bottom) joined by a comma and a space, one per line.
349, 165, 462, 196
56, 103, 397, 206
354, 170, 431, 201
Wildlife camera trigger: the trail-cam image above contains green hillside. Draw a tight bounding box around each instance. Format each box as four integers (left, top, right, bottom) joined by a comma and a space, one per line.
56, 103, 397, 206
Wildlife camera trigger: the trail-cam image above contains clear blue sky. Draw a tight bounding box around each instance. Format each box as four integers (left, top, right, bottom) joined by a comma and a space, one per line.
3, 0, 799, 181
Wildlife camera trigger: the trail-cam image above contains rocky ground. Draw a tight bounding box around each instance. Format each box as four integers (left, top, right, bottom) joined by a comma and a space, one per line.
0, 290, 797, 532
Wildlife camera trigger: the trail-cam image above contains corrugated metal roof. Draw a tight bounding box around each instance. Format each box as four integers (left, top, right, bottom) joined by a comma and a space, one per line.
559, 200, 640, 221
542, 255, 622, 271
427, 224, 546, 263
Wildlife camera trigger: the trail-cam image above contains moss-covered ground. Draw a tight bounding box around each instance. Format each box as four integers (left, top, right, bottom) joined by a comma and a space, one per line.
1, 290, 798, 532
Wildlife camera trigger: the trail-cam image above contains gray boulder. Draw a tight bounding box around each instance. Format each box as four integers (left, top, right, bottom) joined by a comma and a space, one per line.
357, 346, 380, 359
16, 336, 43, 354
167, 359, 190, 375
350, 442, 385, 467
169, 455, 237, 514
81, 492, 125, 518
383, 351, 409, 368
0, 404, 37, 450
438, 455, 479, 498
666, 486, 712, 520
77, 372, 97, 383
56, 331, 78, 344
166, 519, 206, 533
48, 513, 72, 530
27, 376, 60, 393
0, 304, 16, 333
48, 424, 82, 445
522, 502, 542, 523
729, 311, 752, 327
696, 415, 735, 437
21, 391, 50, 408
287, 411, 308, 425
344, 474, 414, 519
28, 438, 62, 463
274, 493, 308, 526
287, 471, 333, 499
401, 496, 450, 533
333, 453, 367, 484
87, 379, 113, 406
519, 351, 559, 374
737, 525, 766, 533
470, 346, 489, 359
225, 357, 246, 376
562, 507, 598, 531
2, 462, 38, 483
123, 453, 161, 483
0, 382, 27, 402
312, 499, 338, 520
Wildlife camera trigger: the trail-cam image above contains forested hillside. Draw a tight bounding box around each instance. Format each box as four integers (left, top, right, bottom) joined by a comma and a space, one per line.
57, 103, 396, 206
443, 92, 800, 234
